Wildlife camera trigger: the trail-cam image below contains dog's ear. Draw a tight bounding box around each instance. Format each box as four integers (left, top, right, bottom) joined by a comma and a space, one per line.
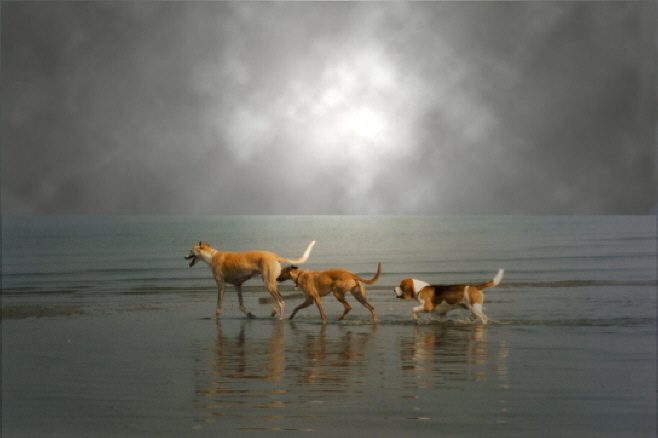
290, 265, 298, 270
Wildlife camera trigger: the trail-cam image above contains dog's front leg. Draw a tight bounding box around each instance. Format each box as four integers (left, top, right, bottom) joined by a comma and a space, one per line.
289, 297, 313, 321
214, 275, 225, 317
312, 295, 327, 324
235, 283, 254, 319
412, 295, 428, 321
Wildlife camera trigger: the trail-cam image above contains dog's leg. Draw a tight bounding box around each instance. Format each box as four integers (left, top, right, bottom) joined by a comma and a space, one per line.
334, 291, 351, 320
214, 275, 225, 317
412, 295, 427, 321
234, 283, 254, 319
263, 267, 285, 320
313, 295, 327, 324
289, 297, 313, 321
352, 283, 378, 322
267, 284, 285, 320
412, 304, 423, 321
267, 290, 284, 320
471, 303, 487, 324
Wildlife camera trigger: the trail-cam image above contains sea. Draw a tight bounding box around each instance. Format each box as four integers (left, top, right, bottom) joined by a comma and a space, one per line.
1, 215, 656, 437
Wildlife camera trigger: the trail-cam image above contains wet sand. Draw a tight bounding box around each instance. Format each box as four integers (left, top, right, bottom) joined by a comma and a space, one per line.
2, 299, 656, 437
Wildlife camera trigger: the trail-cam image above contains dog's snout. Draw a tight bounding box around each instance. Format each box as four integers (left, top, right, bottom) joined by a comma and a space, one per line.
185, 249, 199, 267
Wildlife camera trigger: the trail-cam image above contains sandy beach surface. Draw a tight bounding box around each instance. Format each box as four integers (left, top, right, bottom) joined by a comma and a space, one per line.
2, 296, 655, 438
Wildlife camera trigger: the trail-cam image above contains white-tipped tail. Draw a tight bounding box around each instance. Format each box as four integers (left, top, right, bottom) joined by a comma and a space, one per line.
289, 240, 316, 264
492, 269, 504, 286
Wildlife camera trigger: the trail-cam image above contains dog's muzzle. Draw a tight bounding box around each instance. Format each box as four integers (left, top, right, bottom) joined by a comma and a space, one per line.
185, 254, 198, 267
394, 286, 410, 300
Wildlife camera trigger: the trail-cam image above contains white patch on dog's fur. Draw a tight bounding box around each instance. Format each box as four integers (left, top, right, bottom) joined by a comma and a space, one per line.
463, 285, 471, 305
411, 279, 430, 295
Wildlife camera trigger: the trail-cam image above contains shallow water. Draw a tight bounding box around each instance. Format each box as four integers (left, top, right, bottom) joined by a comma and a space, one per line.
3, 307, 655, 437
2, 216, 656, 436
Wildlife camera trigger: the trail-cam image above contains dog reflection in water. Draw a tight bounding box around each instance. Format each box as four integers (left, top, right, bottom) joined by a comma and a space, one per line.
194, 320, 378, 422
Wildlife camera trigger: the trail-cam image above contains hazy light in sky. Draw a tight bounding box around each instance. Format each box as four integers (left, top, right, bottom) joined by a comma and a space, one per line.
1, 1, 655, 215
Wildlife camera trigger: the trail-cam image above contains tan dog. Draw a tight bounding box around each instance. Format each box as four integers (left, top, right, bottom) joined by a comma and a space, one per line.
185, 241, 315, 319
277, 263, 381, 323
394, 269, 504, 324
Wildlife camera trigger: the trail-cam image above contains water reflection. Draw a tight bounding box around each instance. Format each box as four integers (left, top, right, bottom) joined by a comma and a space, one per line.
395, 322, 511, 424
193, 320, 378, 429
400, 323, 509, 389
194, 320, 287, 427
288, 321, 377, 386
193, 320, 509, 430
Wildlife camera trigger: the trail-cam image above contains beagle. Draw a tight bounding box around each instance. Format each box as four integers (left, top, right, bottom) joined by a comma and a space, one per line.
395, 269, 504, 323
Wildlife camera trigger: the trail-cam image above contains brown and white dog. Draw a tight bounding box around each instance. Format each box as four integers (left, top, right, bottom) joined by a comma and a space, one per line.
185, 241, 315, 319
277, 263, 382, 323
394, 269, 504, 324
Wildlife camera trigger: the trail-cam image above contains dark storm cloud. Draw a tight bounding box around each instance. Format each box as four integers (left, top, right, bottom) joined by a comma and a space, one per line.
1, 1, 656, 215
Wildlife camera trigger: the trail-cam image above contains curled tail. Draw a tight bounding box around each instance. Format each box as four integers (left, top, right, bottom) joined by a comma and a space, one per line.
355, 262, 382, 284
476, 269, 504, 289
282, 240, 316, 264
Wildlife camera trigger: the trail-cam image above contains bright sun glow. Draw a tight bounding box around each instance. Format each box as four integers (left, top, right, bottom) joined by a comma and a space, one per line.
299, 47, 403, 162
224, 44, 418, 175
342, 107, 387, 141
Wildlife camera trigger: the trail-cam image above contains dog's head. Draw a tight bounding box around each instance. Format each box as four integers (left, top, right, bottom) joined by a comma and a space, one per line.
184, 241, 210, 267
277, 265, 300, 282
394, 278, 429, 301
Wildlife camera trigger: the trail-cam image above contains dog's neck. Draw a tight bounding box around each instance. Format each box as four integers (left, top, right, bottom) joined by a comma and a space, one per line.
412, 279, 430, 295
197, 248, 219, 265
291, 270, 306, 287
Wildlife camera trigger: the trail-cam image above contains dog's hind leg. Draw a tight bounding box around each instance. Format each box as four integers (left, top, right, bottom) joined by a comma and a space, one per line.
467, 287, 487, 324
266, 282, 285, 320
334, 291, 352, 321
263, 266, 285, 320
471, 303, 487, 324
271, 292, 285, 320
352, 283, 378, 322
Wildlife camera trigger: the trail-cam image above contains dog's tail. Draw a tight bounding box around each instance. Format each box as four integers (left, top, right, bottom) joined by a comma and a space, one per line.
476, 269, 504, 289
355, 262, 382, 284
280, 240, 316, 264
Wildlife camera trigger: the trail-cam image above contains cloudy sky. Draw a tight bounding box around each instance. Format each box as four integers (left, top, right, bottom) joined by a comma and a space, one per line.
2, 1, 656, 215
